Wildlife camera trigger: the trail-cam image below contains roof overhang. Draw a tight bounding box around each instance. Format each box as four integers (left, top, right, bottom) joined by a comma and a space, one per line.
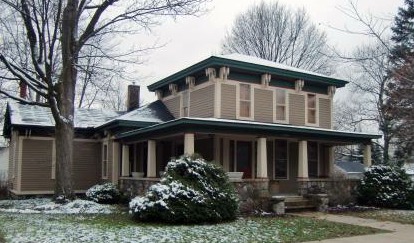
148, 56, 348, 91
116, 118, 381, 144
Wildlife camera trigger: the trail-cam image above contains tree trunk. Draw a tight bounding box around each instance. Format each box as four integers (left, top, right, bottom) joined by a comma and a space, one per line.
53, 0, 78, 200
54, 122, 75, 199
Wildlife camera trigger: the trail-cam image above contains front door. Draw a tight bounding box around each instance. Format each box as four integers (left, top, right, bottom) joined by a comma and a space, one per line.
278, 142, 299, 194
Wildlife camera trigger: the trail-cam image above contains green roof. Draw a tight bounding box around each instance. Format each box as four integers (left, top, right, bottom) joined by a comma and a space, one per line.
148, 54, 348, 91
116, 117, 380, 143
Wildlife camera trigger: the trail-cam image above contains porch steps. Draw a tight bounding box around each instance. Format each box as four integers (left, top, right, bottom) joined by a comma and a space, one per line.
284, 196, 316, 211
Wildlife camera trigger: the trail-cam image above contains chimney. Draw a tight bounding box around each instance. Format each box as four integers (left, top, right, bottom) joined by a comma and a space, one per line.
127, 84, 140, 111
19, 81, 27, 99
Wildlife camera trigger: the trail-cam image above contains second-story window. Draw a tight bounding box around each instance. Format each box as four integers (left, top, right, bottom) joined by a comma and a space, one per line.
182, 91, 189, 117
307, 94, 316, 124
276, 89, 287, 121
239, 83, 251, 117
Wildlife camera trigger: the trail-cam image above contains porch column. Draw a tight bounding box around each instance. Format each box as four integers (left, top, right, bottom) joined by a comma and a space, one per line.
256, 137, 268, 178
121, 145, 129, 177
184, 133, 195, 155
147, 140, 157, 177
298, 140, 308, 179
363, 144, 372, 167
328, 146, 335, 177
112, 142, 120, 184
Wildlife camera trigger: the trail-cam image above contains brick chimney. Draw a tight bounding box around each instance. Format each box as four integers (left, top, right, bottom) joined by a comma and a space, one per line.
19, 81, 27, 99
127, 84, 140, 111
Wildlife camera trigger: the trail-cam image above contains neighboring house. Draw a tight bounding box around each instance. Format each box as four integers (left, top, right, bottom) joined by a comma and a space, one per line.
3, 54, 380, 196
335, 161, 365, 180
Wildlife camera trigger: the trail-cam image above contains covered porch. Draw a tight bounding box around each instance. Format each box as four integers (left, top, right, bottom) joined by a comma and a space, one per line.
115, 118, 380, 197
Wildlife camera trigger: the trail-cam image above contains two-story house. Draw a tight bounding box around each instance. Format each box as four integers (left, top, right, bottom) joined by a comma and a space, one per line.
3, 54, 380, 197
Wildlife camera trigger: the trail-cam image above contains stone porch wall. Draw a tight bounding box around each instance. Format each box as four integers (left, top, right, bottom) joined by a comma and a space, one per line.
232, 179, 271, 213
298, 179, 360, 205
119, 177, 160, 199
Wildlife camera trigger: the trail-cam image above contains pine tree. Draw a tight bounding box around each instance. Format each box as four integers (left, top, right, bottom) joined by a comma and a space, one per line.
388, 0, 414, 164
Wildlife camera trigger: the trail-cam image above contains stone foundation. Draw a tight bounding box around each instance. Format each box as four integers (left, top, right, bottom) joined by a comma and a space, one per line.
232, 179, 270, 213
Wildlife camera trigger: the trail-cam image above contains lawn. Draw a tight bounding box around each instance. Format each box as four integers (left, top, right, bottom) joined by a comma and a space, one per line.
0, 212, 385, 243
340, 209, 414, 225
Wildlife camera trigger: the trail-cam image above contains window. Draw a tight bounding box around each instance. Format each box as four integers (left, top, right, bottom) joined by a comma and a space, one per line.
239, 84, 251, 117
182, 91, 189, 117
102, 143, 108, 178
308, 141, 318, 177
276, 89, 287, 121
274, 140, 288, 179
307, 94, 316, 124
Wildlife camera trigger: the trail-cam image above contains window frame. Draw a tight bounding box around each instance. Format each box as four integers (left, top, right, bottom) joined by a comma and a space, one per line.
308, 141, 319, 178
238, 83, 253, 119
275, 89, 288, 122
273, 139, 289, 180
306, 93, 318, 126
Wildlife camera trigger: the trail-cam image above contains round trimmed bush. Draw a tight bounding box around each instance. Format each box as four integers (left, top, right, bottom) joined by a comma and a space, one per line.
129, 155, 239, 224
86, 183, 120, 204
356, 165, 414, 209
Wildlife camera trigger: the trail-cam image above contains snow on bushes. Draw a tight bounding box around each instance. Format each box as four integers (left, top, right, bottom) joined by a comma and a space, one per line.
129, 155, 239, 224
86, 183, 120, 204
357, 165, 414, 209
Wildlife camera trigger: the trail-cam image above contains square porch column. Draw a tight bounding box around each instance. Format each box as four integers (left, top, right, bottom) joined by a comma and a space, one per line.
147, 140, 157, 177
298, 140, 308, 179
256, 137, 268, 178
121, 145, 130, 177
363, 144, 372, 167
184, 133, 195, 155
328, 146, 335, 177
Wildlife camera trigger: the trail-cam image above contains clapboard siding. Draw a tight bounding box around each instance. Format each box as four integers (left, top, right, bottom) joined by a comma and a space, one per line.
289, 93, 305, 126
21, 139, 53, 191
221, 84, 237, 119
254, 88, 273, 123
190, 84, 214, 117
319, 98, 332, 129
73, 141, 101, 190
163, 96, 181, 118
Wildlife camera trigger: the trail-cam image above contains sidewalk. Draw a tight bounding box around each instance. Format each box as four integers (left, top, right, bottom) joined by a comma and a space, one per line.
297, 212, 414, 243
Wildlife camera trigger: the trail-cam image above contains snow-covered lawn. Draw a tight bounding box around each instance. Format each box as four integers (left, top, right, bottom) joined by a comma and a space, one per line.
0, 199, 383, 243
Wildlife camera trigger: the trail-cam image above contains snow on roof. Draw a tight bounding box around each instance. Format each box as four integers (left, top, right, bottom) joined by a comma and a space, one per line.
109, 100, 174, 124
216, 53, 334, 79
8, 102, 124, 129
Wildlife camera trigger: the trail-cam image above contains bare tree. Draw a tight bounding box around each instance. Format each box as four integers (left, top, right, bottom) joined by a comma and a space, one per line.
0, 0, 208, 199
222, 1, 332, 74
333, 1, 395, 164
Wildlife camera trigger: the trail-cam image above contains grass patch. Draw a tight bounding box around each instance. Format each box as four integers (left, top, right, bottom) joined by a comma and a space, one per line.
0, 230, 5, 243
0, 212, 386, 242
341, 210, 414, 225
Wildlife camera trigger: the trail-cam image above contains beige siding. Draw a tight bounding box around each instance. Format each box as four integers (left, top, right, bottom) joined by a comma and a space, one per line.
319, 98, 331, 129
8, 132, 18, 190
221, 84, 237, 119
289, 93, 305, 126
73, 141, 101, 190
190, 84, 214, 117
21, 139, 54, 191
163, 96, 180, 118
254, 88, 273, 123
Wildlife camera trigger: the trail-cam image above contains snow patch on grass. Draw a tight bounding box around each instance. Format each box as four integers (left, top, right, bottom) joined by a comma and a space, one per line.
0, 198, 115, 214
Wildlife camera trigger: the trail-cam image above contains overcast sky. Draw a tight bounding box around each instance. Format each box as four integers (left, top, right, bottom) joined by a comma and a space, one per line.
127, 0, 403, 102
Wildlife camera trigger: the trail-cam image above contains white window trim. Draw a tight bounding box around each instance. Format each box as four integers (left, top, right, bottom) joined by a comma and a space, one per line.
305, 93, 319, 127
273, 139, 289, 180
274, 89, 289, 124
102, 142, 109, 179
236, 83, 254, 120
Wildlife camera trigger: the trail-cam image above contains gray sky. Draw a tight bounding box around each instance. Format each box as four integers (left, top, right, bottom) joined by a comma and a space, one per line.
130, 0, 403, 103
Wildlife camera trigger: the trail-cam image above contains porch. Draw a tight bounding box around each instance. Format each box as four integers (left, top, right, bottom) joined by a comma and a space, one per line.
114, 118, 378, 199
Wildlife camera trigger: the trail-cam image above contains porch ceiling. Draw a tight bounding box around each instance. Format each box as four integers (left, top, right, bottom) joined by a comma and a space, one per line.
115, 117, 381, 144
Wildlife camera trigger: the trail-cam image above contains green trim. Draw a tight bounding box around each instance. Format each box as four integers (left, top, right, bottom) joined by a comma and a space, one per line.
116, 118, 380, 143
97, 120, 158, 131
148, 56, 348, 91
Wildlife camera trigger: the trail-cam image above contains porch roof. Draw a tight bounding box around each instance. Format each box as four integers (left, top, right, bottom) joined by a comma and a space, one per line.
115, 117, 381, 144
